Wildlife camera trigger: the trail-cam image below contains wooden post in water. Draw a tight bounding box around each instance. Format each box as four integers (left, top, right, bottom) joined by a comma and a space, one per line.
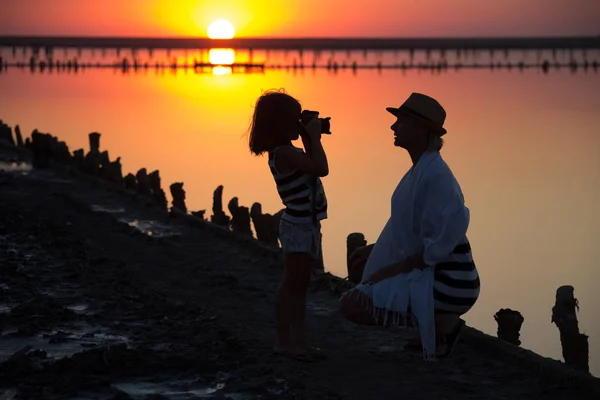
123, 173, 137, 191
551, 285, 589, 372
135, 168, 152, 197
211, 186, 230, 227
14, 125, 24, 147
347, 232, 367, 283
250, 202, 282, 248
147, 170, 167, 210
493, 308, 524, 346
0, 122, 15, 146
227, 197, 252, 237
169, 182, 187, 214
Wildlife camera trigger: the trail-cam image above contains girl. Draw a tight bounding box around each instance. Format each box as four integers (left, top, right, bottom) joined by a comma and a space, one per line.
249, 89, 329, 362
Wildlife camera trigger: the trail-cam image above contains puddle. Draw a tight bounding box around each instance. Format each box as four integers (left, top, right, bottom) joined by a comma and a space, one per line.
119, 218, 181, 238
91, 204, 126, 214
0, 283, 9, 290
0, 304, 12, 313
0, 324, 130, 362
0, 388, 17, 400
66, 303, 90, 314
113, 378, 226, 399
0, 161, 32, 174
307, 302, 335, 316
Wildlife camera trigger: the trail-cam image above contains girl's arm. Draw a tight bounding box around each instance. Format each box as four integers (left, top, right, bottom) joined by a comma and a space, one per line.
275, 119, 329, 177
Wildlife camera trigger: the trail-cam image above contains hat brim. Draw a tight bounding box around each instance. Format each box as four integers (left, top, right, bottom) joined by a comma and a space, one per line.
386, 107, 447, 136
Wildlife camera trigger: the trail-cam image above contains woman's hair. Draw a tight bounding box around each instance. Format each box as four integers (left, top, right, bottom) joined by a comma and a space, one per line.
248, 89, 302, 156
427, 131, 444, 151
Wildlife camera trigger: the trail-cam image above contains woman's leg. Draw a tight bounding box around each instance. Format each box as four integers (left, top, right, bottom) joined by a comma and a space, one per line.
339, 289, 377, 325
339, 289, 413, 327
404, 313, 463, 354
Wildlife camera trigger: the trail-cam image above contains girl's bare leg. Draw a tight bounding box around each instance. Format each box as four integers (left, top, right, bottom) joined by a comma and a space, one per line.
274, 252, 315, 358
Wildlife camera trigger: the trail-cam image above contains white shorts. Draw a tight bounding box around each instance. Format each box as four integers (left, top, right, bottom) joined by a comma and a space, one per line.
279, 219, 322, 260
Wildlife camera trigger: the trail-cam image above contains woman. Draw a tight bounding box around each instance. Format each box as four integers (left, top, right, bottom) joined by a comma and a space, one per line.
339, 93, 481, 359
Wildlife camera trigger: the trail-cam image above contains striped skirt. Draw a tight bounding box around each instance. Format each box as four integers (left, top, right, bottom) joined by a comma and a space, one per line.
433, 242, 481, 315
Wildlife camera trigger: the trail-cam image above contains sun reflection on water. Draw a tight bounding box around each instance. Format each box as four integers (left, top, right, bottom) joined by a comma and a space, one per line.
212, 66, 233, 75
209, 49, 235, 65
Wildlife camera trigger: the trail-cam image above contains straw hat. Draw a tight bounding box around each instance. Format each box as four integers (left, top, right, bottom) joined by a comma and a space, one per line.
386, 93, 447, 136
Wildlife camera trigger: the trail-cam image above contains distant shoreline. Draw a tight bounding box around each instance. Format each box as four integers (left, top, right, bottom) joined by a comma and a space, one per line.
1, 35, 599, 51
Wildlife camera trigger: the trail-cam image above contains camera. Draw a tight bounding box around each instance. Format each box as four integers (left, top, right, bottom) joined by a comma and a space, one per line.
300, 110, 331, 135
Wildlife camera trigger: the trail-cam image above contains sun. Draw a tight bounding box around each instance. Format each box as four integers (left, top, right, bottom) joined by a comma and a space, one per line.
207, 20, 235, 39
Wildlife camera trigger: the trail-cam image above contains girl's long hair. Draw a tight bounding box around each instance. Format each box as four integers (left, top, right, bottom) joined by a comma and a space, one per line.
248, 89, 301, 156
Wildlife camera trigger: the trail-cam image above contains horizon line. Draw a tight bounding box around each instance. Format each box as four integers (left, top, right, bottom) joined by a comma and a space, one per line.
1, 35, 598, 51
1, 34, 599, 40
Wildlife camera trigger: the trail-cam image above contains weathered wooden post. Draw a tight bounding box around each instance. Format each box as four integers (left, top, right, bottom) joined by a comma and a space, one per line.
106, 157, 123, 185
191, 210, 206, 220
347, 232, 367, 283
83, 132, 102, 174
148, 170, 167, 210
211, 185, 230, 227
228, 197, 252, 237
169, 182, 187, 213
0, 122, 15, 146
123, 173, 137, 191
551, 285, 589, 372
14, 125, 24, 147
31, 130, 52, 168
493, 308, 524, 346
73, 149, 85, 170
88, 132, 101, 154
250, 202, 282, 248
98, 150, 111, 179
135, 168, 152, 197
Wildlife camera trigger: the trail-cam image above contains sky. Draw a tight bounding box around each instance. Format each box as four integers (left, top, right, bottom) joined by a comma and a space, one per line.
1, 0, 599, 38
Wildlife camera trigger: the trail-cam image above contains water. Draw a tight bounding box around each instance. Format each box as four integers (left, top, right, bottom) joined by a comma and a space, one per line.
1, 48, 599, 376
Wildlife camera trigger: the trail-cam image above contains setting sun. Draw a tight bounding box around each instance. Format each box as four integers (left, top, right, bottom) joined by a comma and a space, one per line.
207, 20, 235, 39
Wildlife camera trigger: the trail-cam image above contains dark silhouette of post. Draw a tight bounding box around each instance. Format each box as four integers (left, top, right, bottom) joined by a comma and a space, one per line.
15, 125, 24, 147
123, 173, 137, 191
250, 202, 282, 248
228, 197, 252, 237
169, 182, 187, 213
347, 232, 367, 283
211, 185, 230, 227
0, 121, 15, 146
551, 285, 589, 372
493, 308, 524, 346
135, 168, 152, 197
147, 170, 167, 210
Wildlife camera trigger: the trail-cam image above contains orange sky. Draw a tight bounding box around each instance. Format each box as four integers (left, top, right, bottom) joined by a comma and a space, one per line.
1, 0, 598, 38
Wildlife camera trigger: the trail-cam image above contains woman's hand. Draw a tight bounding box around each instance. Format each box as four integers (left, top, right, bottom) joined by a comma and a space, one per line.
362, 258, 419, 285
362, 264, 403, 285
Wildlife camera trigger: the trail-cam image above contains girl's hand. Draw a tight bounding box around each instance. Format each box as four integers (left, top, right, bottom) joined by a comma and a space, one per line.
303, 116, 322, 141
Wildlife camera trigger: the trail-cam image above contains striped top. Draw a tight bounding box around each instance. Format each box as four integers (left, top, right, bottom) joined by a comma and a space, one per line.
268, 145, 328, 224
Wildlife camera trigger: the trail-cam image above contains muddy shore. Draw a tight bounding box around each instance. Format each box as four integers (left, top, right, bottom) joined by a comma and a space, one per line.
1, 140, 599, 399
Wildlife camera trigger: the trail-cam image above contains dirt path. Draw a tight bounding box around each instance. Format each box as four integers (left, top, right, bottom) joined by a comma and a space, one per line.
1, 151, 599, 399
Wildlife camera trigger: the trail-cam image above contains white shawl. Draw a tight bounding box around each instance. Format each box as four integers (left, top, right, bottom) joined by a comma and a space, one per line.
355, 151, 470, 360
